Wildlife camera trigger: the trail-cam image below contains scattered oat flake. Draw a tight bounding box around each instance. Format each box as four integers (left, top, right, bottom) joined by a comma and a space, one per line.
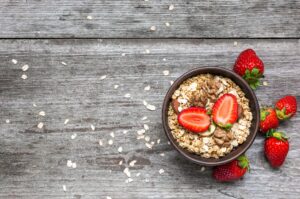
124, 93, 131, 98
151, 141, 155, 145
137, 129, 146, 135
114, 84, 119, 89
200, 166, 206, 172
146, 104, 156, 111
108, 139, 113, 145
129, 160, 137, 167
121, 53, 126, 56
144, 85, 151, 91
72, 162, 77, 168
169, 4, 174, 10
37, 122, 44, 129
39, 111, 45, 116
87, 15, 93, 20
12, 59, 18, 64
67, 160, 72, 167
145, 143, 153, 149
144, 124, 149, 130
62, 185, 67, 192
99, 139, 103, 146
144, 136, 150, 142
91, 124, 95, 131
106, 196, 112, 199
33, 103, 37, 107
157, 139, 161, 144
263, 81, 268, 86
145, 49, 150, 54
61, 62, 67, 66
150, 26, 156, 31
136, 172, 141, 177
141, 116, 148, 121
137, 135, 145, 140
100, 75, 107, 80
64, 119, 69, 124
143, 100, 148, 106
159, 169, 165, 174
170, 81, 174, 85
110, 132, 115, 138
123, 167, 131, 177
165, 22, 170, 27
5, 119, 10, 124
22, 64, 29, 71
119, 160, 123, 165
160, 153, 165, 157
125, 178, 133, 183
167, 141, 171, 145
123, 130, 128, 134
21, 74, 28, 80
118, 146, 123, 153
233, 41, 238, 46
163, 70, 169, 76
163, 58, 167, 61
71, 133, 77, 140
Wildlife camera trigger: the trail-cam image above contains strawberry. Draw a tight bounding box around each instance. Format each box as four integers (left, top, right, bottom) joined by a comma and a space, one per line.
233, 49, 264, 89
275, 95, 297, 121
260, 108, 279, 133
213, 155, 249, 182
264, 130, 289, 168
212, 94, 238, 129
178, 107, 210, 133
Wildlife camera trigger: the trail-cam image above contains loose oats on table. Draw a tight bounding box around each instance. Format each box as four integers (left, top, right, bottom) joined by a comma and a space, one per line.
168, 74, 253, 159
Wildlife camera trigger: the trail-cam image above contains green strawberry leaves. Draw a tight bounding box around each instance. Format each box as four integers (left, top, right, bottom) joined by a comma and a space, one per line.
276, 107, 292, 121
243, 68, 263, 90
266, 129, 288, 141
237, 154, 250, 171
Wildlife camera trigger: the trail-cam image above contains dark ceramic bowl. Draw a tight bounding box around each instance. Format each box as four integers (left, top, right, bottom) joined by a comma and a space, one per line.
162, 67, 260, 166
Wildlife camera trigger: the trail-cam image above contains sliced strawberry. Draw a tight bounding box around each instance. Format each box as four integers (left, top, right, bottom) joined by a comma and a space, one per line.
212, 94, 238, 129
178, 107, 210, 133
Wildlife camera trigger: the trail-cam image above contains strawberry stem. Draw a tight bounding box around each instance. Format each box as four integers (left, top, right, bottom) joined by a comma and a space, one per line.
243, 68, 263, 90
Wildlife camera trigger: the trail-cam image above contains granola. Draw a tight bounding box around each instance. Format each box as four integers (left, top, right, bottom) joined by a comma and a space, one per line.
168, 74, 253, 158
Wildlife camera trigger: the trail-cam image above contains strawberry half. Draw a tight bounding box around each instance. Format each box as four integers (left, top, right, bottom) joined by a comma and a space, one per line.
275, 95, 297, 121
178, 107, 210, 133
213, 155, 250, 182
212, 94, 238, 129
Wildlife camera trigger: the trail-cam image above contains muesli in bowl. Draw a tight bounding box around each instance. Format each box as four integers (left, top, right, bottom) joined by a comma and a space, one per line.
167, 73, 254, 159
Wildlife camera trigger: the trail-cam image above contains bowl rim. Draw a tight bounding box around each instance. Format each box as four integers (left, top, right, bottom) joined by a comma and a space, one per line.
162, 67, 260, 166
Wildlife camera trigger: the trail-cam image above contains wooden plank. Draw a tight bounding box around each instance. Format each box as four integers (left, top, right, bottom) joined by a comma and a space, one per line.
0, 0, 299, 38
0, 39, 299, 198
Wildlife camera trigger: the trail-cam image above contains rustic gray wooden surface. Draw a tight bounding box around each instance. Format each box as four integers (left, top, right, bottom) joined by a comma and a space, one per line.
0, 0, 299, 38
0, 39, 299, 199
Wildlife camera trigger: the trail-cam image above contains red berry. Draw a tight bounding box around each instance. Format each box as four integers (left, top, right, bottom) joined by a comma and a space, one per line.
213, 155, 249, 182
260, 108, 279, 133
178, 107, 210, 133
275, 95, 297, 120
212, 94, 238, 129
233, 49, 264, 89
264, 130, 289, 168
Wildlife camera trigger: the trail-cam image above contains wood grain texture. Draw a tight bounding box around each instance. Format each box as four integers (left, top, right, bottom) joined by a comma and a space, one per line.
0, 0, 299, 38
0, 39, 299, 199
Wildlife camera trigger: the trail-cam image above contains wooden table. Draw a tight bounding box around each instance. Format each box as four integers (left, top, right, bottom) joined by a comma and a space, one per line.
0, 1, 299, 198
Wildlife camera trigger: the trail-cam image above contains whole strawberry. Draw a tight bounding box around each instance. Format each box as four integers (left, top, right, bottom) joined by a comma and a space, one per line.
260, 108, 279, 133
213, 155, 249, 182
233, 49, 264, 89
265, 130, 289, 168
275, 95, 297, 121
